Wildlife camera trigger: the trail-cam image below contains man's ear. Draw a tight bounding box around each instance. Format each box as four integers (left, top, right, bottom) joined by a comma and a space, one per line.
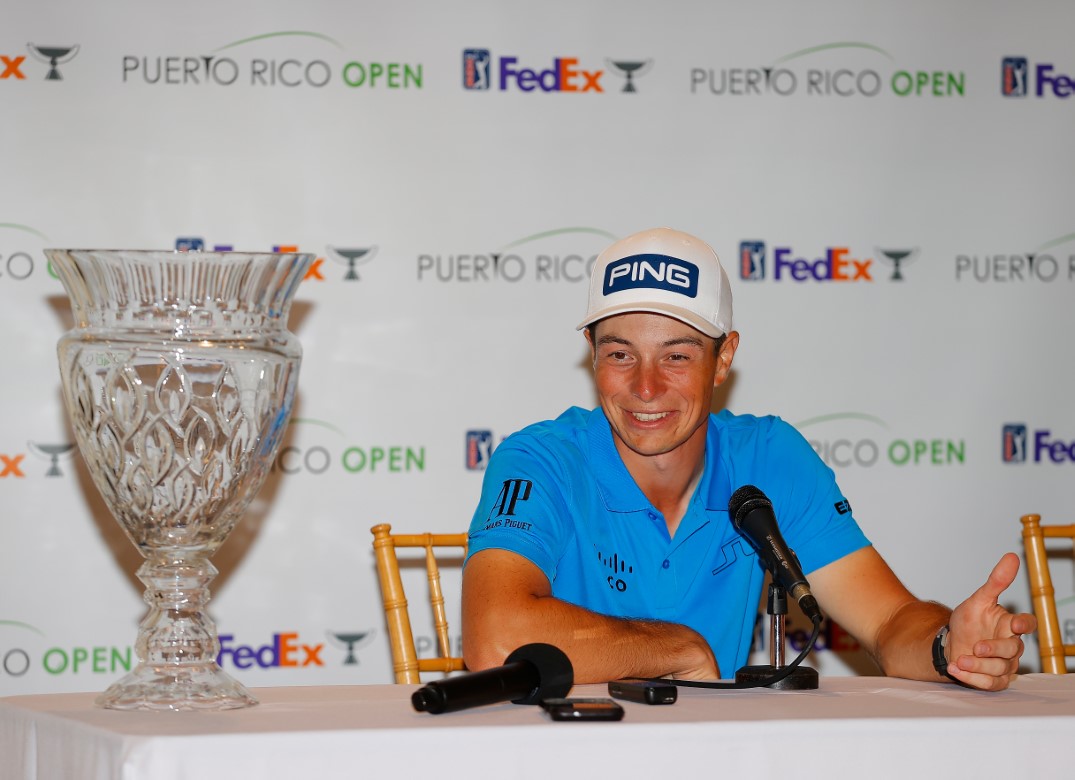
714, 331, 740, 386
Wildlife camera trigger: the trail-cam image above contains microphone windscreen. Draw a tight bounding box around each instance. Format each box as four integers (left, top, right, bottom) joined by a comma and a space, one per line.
504, 642, 573, 704
728, 484, 770, 526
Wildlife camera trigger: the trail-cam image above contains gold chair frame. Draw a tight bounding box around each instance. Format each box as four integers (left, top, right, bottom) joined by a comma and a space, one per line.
1021, 513, 1075, 674
370, 523, 468, 684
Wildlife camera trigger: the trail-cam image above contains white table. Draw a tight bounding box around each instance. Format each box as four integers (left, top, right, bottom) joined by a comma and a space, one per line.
3, 675, 1074, 779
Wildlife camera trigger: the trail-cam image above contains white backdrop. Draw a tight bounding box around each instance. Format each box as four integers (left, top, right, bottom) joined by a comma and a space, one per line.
2, 0, 1074, 695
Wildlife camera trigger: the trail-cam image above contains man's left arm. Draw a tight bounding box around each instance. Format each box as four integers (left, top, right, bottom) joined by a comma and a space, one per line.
808, 546, 1037, 690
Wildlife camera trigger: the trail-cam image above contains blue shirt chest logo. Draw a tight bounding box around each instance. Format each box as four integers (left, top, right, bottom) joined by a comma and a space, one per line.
602, 253, 699, 299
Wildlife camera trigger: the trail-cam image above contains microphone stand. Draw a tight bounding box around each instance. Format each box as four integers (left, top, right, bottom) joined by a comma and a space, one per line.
735, 582, 820, 690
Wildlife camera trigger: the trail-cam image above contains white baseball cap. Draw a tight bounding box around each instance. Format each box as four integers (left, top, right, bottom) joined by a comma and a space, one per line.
578, 227, 733, 338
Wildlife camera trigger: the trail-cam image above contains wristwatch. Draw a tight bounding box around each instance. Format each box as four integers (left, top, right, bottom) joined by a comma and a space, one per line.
932, 624, 956, 680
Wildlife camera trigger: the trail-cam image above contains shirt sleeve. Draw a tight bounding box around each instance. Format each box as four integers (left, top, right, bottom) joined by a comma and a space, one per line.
464, 432, 576, 580
752, 417, 870, 575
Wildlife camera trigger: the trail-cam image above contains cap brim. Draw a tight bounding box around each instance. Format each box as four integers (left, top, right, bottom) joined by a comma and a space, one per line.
577, 302, 727, 339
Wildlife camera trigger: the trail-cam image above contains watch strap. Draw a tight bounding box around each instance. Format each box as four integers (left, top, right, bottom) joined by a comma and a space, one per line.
932, 624, 957, 680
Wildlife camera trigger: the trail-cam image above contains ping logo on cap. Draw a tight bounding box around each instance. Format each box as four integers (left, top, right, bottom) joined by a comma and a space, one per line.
602, 253, 699, 298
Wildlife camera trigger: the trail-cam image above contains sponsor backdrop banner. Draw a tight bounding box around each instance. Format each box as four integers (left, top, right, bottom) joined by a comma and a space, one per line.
2, 0, 1073, 693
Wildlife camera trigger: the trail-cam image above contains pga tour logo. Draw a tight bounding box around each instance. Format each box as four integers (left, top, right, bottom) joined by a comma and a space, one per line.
602, 254, 699, 298
1002, 424, 1027, 463
466, 430, 495, 470
463, 49, 491, 90
740, 241, 765, 280
1001, 58, 1028, 97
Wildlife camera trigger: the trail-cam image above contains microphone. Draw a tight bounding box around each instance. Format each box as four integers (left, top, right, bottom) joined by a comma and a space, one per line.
729, 485, 823, 624
411, 642, 573, 714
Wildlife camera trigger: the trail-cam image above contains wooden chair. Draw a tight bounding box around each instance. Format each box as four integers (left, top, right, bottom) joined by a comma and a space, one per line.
370, 523, 468, 684
1021, 513, 1075, 674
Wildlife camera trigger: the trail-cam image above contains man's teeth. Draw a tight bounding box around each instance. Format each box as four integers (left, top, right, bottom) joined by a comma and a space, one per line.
633, 412, 669, 421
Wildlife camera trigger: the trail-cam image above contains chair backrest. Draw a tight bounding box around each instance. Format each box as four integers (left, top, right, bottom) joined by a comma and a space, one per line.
370, 523, 468, 684
1021, 513, 1075, 674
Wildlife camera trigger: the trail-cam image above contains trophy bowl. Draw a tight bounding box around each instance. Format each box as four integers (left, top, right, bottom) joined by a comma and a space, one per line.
47, 248, 312, 711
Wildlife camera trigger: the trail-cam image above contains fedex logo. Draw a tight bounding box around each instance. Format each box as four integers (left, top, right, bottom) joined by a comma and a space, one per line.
217, 632, 324, 669
501, 56, 603, 92
1034, 63, 1075, 97
0, 453, 25, 477
1, 55, 26, 79
176, 237, 324, 281
603, 254, 698, 298
773, 246, 873, 282
274, 244, 325, 281
176, 237, 232, 252
463, 50, 603, 92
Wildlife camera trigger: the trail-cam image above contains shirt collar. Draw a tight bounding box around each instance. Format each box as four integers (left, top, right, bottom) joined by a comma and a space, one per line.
586, 407, 731, 515
586, 408, 651, 512
703, 410, 733, 513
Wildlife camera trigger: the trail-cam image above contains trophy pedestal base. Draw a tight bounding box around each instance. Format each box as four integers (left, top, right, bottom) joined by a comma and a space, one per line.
735, 664, 820, 690
95, 663, 258, 711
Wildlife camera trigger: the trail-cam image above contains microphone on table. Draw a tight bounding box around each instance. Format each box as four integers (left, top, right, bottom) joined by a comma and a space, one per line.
729, 485, 823, 625
411, 642, 573, 714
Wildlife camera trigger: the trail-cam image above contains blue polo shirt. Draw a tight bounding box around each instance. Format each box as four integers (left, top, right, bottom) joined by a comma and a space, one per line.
466, 406, 869, 675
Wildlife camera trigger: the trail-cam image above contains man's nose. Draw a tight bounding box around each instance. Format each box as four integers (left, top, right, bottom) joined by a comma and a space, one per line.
632, 361, 664, 401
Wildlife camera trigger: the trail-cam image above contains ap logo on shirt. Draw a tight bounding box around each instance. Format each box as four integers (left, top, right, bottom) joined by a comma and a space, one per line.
484, 479, 536, 533
489, 478, 532, 518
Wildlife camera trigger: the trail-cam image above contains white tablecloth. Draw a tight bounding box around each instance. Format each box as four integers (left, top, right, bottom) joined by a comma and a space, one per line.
3, 675, 1073, 779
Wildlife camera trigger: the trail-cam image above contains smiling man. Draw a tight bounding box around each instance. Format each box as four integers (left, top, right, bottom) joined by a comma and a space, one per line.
461, 227, 1034, 689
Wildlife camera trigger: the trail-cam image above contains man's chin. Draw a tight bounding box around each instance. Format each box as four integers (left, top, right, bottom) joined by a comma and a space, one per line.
611, 431, 680, 459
